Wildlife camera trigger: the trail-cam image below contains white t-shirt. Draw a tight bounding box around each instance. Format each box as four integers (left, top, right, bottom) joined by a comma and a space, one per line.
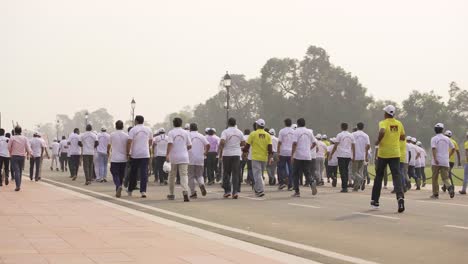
316, 140, 327, 158
418, 147, 427, 167
109, 130, 129, 163
128, 125, 152, 159
335, 131, 354, 158
189, 131, 209, 166
51, 142, 60, 155
168, 127, 192, 164
327, 145, 338, 166
408, 143, 417, 166
292, 127, 316, 161
405, 143, 411, 164
278, 127, 295, 156
30, 137, 45, 158
431, 134, 454, 167
0, 136, 10, 158
271, 136, 278, 153
415, 145, 424, 167
80, 132, 98, 155
153, 134, 169, 157
97, 132, 111, 154
59, 139, 69, 154
220, 127, 245, 157
352, 130, 370, 161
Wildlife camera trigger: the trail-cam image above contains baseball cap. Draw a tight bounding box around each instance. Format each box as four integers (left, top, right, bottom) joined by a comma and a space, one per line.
184, 123, 190, 130
316, 134, 322, 140
211, 128, 217, 133
406, 136, 412, 141
435, 123, 444, 129
159, 128, 165, 133
444, 130, 452, 137
383, 105, 396, 116
255, 119, 265, 127
268, 128, 276, 136
205, 128, 210, 133
416, 141, 422, 146
322, 134, 327, 139
292, 124, 298, 129
411, 137, 417, 143
101, 127, 106, 132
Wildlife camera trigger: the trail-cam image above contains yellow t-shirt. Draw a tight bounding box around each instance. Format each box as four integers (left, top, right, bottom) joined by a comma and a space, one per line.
449, 138, 459, 163
247, 129, 272, 162
323, 140, 331, 146
399, 139, 406, 163
378, 118, 405, 159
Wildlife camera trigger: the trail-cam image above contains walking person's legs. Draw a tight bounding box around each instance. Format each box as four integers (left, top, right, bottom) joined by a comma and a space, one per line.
251, 160, 265, 195
371, 158, 387, 204
138, 158, 149, 195
231, 157, 241, 195
188, 165, 197, 195
34, 157, 41, 180
431, 165, 440, 197
222, 157, 232, 195
337, 157, 349, 191
29, 157, 35, 180
292, 159, 302, 194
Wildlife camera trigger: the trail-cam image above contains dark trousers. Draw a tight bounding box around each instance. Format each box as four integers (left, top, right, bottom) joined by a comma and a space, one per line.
448, 162, 455, 186
82, 155, 94, 182
338, 157, 351, 190
325, 159, 330, 179
306, 158, 317, 185
247, 160, 254, 184
59, 153, 68, 171
372, 157, 404, 202
154, 156, 167, 183
29, 157, 41, 180
69, 155, 80, 177
328, 165, 337, 179
11, 155, 25, 188
0, 156, 10, 183
240, 159, 247, 185
278, 155, 292, 186
292, 159, 311, 193
110, 162, 127, 191
129, 158, 149, 193
206, 152, 217, 183
222, 156, 241, 194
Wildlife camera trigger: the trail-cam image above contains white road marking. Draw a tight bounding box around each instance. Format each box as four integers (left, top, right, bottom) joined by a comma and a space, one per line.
288, 203, 321, 209
444, 225, 468, 230
41, 177, 379, 264
352, 212, 400, 220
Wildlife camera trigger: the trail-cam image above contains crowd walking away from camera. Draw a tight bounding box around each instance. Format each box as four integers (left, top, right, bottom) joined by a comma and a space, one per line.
3, 104, 467, 213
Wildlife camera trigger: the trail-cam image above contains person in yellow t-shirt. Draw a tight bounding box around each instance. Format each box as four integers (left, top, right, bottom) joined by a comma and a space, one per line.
442, 130, 461, 192
243, 119, 272, 197
460, 132, 468, 195
372, 105, 406, 213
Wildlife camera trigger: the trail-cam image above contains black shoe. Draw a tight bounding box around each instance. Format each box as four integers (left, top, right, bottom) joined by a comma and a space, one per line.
361, 180, 366, 191
103, 179, 108, 183
14, 187, 20, 192
391, 190, 396, 194
256, 192, 265, 197
416, 186, 421, 190
223, 193, 231, 198
442, 185, 447, 192
56, 168, 59, 171
183, 193, 190, 202
311, 182, 317, 196
422, 182, 426, 187
167, 194, 175, 200
291, 192, 300, 198
233, 193, 239, 199
50, 167, 53, 171
116, 186, 122, 198
190, 193, 198, 199
398, 198, 405, 213
278, 184, 286, 190
332, 178, 337, 187
448, 186, 455, 199
459, 190, 467, 195
340, 189, 348, 193
200, 185, 207, 196
5, 178, 8, 186
0, 181, 2, 187
370, 200, 379, 209
430, 194, 439, 199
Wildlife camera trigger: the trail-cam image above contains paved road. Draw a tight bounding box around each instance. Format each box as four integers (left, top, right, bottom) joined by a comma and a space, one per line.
34, 164, 468, 264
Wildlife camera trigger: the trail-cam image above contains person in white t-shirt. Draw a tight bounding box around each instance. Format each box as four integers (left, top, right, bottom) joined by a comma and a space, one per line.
58, 136, 69, 172
290, 118, 317, 197
127, 115, 153, 198
277, 118, 295, 190
327, 139, 338, 186
153, 128, 169, 185
108, 121, 128, 198
79, 125, 98, 185
96, 128, 111, 182
29, 133, 49, 181
315, 134, 328, 186
187, 123, 210, 198
430, 123, 455, 199
408, 137, 421, 189
49, 138, 60, 171
416, 141, 427, 187
329, 123, 354, 192
266, 128, 279, 186
68, 129, 81, 179
351, 122, 370, 191
219, 118, 245, 198
0, 129, 11, 186
166, 117, 192, 202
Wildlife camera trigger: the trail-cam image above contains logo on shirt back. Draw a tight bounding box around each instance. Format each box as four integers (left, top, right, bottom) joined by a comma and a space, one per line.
259, 134, 266, 139
390, 125, 399, 132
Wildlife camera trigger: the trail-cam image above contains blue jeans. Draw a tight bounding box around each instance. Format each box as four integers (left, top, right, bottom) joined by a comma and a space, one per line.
278, 156, 292, 187
11, 155, 25, 188
129, 158, 149, 193
463, 164, 468, 192
97, 153, 108, 179
399, 163, 406, 187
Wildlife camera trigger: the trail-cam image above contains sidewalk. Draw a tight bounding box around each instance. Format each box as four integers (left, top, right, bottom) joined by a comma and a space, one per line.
0, 179, 313, 264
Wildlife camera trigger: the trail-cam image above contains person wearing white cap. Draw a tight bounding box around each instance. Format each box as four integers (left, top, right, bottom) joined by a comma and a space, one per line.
415, 141, 427, 187
188, 123, 210, 199
109, 120, 129, 198
430, 123, 455, 199
443, 130, 460, 192
266, 128, 278, 186
153, 128, 169, 185
351, 122, 370, 191
329, 123, 354, 193
29, 132, 49, 181
50, 138, 61, 171
408, 137, 421, 190
243, 118, 272, 197
277, 118, 295, 190
326, 138, 338, 186
205, 128, 220, 185
460, 132, 468, 195
372, 105, 406, 213
316, 134, 328, 186
184, 123, 190, 131
96, 127, 111, 183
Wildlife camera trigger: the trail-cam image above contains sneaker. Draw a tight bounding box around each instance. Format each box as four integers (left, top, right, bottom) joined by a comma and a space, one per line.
190, 193, 198, 199
441, 185, 447, 192
287, 187, 293, 191
72, 176, 77, 181
391, 190, 396, 194
233, 193, 239, 199
141, 192, 147, 198
103, 179, 108, 183
398, 198, 405, 213
223, 193, 231, 199
370, 200, 379, 209
430, 194, 439, 199
5, 178, 8, 186
84, 181, 90, 186
14, 187, 20, 192
340, 189, 348, 193
167, 194, 175, 200
200, 185, 207, 196
311, 182, 317, 196
278, 184, 286, 190
256, 192, 265, 197
207, 181, 214, 186
116, 186, 122, 198
291, 192, 300, 198
448, 186, 455, 199
183, 193, 190, 202
459, 190, 467, 195
332, 178, 337, 187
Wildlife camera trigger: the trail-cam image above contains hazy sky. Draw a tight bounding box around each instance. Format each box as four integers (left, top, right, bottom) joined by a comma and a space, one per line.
1, 0, 467, 129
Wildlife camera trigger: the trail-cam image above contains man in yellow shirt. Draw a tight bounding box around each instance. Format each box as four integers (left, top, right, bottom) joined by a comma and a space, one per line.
372, 105, 406, 213
460, 132, 468, 195
243, 119, 273, 197
442, 130, 461, 192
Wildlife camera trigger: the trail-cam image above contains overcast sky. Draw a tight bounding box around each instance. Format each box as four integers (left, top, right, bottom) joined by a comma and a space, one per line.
1, 0, 467, 129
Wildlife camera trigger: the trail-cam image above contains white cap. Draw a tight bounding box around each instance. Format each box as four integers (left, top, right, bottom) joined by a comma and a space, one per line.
383, 105, 396, 116
292, 124, 298, 129
416, 141, 422, 146
316, 134, 322, 139
53, 137, 58, 141
406, 136, 412, 141
435, 123, 444, 129
330, 137, 336, 143
444, 130, 452, 137
411, 137, 417, 143
255, 119, 265, 127
268, 128, 276, 136
101, 127, 106, 132
211, 128, 217, 133
184, 123, 190, 130
159, 128, 165, 133
322, 134, 327, 139
205, 128, 210, 133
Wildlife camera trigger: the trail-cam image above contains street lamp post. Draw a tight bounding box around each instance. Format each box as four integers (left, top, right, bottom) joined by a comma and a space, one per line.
223, 72, 232, 126
131, 98, 136, 123
84, 111, 89, 129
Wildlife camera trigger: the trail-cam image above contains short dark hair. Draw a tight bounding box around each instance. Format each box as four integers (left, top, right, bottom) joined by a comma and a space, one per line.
135, 115, 144, 124
128, 126, 133, 133
173, 117, 182, 128
14, 126, 22, 135
435, 127, 444, 134
284, 118, 292, 127
115, 120, 124, 130
341, 123, 348, 131
74, 128, 80, 134
0, 129, 4, 136
252, 122, 257, 130
86, 124, 92, 131
5, 133, 10, 138
62, 136, 66, 140
297, 118, 306, 127
357, 122, 364, 130
228, 117, 236, 127
190, 123, 198, 131
244, 129, 251, 135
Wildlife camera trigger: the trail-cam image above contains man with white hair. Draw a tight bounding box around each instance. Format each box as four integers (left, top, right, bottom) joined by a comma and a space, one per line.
431, 123, 455, 199
459, 132, 468, 195
50, 138, 60, 171
443, 130, 460, 192
153, 128, 169, 185
266, 128, 278, 186
316, 134, 328, 186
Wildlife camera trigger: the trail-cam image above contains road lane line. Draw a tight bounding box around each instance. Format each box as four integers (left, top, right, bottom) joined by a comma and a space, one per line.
41, 177, 379, 264
288, 203, 321, 209
444, 225, 468, 230
352, 212, 400, 220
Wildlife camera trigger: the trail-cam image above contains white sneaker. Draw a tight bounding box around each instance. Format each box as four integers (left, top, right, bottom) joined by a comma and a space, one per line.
141, 192, 147, 198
